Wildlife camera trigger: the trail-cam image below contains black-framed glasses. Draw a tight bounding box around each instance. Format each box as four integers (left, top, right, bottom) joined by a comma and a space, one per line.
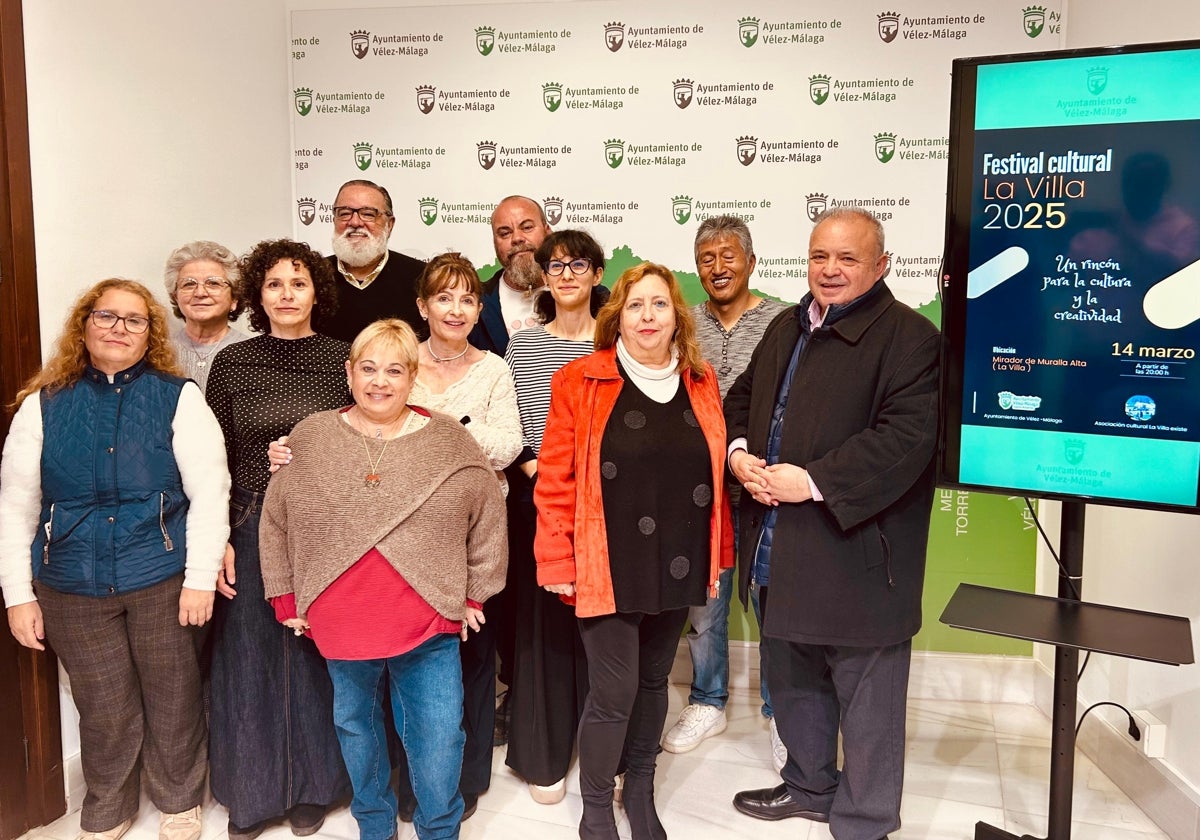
544, 258, 593, 277
91, 310, 150, 334
177, 277, 230, 295
332, 205, 390, 223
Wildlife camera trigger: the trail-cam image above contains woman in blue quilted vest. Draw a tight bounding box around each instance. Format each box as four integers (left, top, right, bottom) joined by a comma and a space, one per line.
0, 278, 231, 840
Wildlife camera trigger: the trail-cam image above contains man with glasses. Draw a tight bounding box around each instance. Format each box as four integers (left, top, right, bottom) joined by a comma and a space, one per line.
323, 179, 425, 342
164, 241, 248, 393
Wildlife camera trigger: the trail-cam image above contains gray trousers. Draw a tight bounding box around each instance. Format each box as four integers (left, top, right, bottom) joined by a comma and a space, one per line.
38, 575, 207, 832
764, 636, 912, 840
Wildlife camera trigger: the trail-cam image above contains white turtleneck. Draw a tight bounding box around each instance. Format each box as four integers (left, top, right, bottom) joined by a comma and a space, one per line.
616, 336, 680, 403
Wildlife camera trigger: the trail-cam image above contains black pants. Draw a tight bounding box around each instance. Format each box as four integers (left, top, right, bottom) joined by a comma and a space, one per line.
505, 483, 588, 785
767, 636, 912, 840
575, 608, 689, 807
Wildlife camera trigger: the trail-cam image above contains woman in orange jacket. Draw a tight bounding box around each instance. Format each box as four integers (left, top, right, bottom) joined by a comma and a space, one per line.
534, 262, 734, 840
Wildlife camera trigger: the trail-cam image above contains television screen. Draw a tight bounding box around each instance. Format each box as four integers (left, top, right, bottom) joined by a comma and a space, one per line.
938, 40, 1200, 513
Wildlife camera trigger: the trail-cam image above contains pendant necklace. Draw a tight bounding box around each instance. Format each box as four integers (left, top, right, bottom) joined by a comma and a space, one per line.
427, 340, 470, 363
185, 336, 221, 369
360, 434, 390, 488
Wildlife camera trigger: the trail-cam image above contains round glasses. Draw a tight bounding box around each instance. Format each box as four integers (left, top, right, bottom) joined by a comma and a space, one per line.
544, 258, 593, 277
91, 310, 150, 334
177, 277, 230, 295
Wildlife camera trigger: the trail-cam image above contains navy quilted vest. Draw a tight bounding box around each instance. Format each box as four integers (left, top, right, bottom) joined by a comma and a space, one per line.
33, 360, 189, 596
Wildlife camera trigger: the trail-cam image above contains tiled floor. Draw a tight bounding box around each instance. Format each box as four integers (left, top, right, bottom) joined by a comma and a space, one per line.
21, 684, 1169, 840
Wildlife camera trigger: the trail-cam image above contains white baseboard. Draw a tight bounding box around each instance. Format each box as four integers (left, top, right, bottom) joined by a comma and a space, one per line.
670, 641, 1199, 840
671, 641, 1038, 704
65, 750, 85, 814
1033, 660, 1200, 840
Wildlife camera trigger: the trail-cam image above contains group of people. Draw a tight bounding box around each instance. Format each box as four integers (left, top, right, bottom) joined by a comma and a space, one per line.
0, 178, 940, 840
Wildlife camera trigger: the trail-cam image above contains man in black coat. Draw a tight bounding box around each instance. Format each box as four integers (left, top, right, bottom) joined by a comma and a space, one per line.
725, 207, 940, 840
323, 179, 425, 342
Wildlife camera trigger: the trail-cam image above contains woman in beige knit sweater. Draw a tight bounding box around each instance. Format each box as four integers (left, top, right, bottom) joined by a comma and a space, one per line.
258, 319, 507, 840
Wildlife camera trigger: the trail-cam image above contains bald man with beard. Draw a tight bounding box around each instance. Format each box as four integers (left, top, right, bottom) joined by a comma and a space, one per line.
469, 195, 553, 357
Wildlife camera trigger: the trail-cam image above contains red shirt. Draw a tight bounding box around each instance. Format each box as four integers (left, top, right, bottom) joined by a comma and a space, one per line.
272, 548, 461, 660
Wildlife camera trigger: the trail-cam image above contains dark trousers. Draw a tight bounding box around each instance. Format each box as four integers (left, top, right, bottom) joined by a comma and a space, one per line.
576, 608, 689, 806
765, 636, 912, 840
38, 575, 206, 832
209, 488, 349, 828
505, 480, 588, 786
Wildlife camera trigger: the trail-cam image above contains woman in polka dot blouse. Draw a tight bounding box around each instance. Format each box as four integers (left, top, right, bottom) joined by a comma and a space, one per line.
533, 262, 734, 840
203, 239, 352, 840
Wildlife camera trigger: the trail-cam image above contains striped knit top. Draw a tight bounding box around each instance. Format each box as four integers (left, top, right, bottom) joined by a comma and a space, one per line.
505, 326, 594, 455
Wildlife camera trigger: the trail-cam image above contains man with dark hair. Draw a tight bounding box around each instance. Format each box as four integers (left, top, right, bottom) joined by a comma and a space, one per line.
727, 207, 939, 840
662, 215, 787, 766
322, 179, 425, 342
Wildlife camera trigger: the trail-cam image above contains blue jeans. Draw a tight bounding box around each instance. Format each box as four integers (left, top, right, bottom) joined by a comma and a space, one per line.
327, 634, 465, 840
686, 510, 773, 717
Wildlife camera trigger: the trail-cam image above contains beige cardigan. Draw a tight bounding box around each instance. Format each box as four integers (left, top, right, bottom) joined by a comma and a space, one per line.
259, 408, 508, 618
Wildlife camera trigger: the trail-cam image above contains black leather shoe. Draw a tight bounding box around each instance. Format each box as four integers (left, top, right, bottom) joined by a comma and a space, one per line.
227, 819, 268, 840
288, 804, 326, 837
398, 794, 416, 823
732, 784, 829, 822
461, 792, 479, 821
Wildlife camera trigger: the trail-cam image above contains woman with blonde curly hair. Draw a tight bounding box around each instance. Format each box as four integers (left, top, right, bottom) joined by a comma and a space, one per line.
0, 278, 231, 840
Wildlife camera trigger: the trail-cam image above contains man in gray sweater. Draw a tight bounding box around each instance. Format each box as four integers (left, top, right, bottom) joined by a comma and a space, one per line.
662, 215, 787, 769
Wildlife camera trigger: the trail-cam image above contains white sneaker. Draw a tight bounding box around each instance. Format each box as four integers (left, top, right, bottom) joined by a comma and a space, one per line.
529, 777, 566, 804
662, 703, 727, 753
160, 806, 202, 840
769, 717, 788, 773
78, 819, 133, 840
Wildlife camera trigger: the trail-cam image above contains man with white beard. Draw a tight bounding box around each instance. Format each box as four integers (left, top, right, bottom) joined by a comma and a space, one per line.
469, 195, 552, 357
322, 179, 425, 342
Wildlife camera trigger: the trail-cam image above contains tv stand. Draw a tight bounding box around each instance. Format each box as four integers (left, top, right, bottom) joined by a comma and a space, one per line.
938, 501, 1194, 840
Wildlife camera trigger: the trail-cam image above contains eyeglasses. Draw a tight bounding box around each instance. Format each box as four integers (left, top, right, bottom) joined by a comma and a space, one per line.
333, 206, 390, 223
91, 310, 151, 334
544, 258, 593, 277
177, 277, 231, 295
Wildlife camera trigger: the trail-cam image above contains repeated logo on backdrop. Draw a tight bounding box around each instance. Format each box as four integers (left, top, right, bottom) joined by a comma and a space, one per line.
290, 2, 1056, 638
290, 0, 1062, 309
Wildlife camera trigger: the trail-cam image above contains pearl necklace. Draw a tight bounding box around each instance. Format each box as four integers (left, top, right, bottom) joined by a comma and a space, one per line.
427, 340, 470, 363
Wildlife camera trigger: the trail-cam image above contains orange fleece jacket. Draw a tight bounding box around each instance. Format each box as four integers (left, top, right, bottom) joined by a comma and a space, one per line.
534, 347, 734, 618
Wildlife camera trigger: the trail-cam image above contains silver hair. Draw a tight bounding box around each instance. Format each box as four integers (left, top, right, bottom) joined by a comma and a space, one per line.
163, 240, 242, 320
694, 214, 755, 263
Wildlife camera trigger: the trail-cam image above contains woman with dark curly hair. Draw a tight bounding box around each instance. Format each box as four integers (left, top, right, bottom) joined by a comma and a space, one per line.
204, 239, 351, 840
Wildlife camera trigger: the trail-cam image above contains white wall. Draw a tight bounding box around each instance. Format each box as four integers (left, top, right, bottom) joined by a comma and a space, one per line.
20, 0, 556, 799
1031, 0, 1200, 794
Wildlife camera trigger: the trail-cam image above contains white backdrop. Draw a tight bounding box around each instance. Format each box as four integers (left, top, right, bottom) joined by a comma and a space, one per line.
288, 0, 1065, 306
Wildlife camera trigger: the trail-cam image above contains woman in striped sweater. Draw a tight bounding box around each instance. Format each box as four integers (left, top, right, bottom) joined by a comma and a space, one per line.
503, 229, 608, 804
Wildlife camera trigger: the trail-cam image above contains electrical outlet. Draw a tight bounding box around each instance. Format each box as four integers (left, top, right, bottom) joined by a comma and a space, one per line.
1133, 709, 1167, 759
